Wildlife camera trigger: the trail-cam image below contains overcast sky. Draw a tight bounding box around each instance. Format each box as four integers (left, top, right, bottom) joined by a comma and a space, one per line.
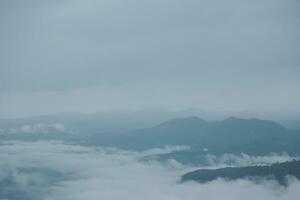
0, 0, 299, 118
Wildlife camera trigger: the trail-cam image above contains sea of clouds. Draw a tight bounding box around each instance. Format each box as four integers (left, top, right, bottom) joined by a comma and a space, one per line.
0, 141, 299, 200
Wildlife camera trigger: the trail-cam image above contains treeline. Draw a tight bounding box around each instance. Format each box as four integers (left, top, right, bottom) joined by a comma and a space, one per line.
181, 160, 300, 185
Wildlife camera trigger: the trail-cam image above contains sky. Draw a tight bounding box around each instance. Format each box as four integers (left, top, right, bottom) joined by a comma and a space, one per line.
0, 0, 300, 118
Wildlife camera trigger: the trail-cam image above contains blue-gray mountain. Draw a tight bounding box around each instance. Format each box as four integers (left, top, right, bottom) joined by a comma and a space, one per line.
87, 116, 300, 157
123, 117, 300, 155
1, 116, 300, 157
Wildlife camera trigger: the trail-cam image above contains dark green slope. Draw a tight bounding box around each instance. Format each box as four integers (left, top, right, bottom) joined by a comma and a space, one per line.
181, 160, 300, 185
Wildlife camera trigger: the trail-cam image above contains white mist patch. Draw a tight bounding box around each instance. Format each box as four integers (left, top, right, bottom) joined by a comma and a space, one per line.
0, 123, 67, 134
205, 153, 300, 168
140, 145, 191, 157
0, 141, 299, 200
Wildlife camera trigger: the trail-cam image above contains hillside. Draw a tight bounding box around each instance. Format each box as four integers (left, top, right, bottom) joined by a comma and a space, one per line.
181, 160, 300, 185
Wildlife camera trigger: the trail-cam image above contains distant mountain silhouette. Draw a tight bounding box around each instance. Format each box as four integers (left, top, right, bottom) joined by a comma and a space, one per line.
1, 115, 300, 156
181, 160, 300, 185
120, 116, 300, 155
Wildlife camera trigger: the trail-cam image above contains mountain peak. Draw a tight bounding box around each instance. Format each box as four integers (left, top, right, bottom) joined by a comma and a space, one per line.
152, 116, 206, 130
180, 116, 206, 122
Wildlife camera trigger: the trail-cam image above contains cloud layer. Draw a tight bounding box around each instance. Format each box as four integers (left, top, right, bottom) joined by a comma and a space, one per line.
0, 141, 300, 200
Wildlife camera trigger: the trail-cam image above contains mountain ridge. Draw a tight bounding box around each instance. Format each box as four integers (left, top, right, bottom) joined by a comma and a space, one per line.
181, 160, 300, 185
1, 115, 300, 156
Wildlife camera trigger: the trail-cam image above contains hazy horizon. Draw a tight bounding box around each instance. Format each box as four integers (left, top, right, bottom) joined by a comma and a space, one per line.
1, 108, 300, 122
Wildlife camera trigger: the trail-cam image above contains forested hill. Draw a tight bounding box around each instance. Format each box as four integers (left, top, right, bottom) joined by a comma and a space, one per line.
181, 160, 300, 185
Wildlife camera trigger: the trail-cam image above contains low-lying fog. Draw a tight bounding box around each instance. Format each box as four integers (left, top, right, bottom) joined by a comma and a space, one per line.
1, 141, 299, 200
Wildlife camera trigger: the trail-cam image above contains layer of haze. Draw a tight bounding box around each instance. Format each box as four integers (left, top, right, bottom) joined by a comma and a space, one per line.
1, 0, 300, 118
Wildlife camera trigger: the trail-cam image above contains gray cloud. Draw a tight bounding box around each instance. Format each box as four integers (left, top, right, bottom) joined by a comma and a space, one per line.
0, 141, 300, 200
0, 0, 300, 117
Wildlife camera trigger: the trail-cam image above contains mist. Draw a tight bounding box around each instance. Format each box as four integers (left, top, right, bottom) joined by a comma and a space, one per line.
0, 141, 299, 200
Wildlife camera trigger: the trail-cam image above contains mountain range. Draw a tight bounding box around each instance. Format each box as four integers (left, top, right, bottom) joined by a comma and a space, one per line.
1, 115, 300, 157
132, 116, 300, 155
